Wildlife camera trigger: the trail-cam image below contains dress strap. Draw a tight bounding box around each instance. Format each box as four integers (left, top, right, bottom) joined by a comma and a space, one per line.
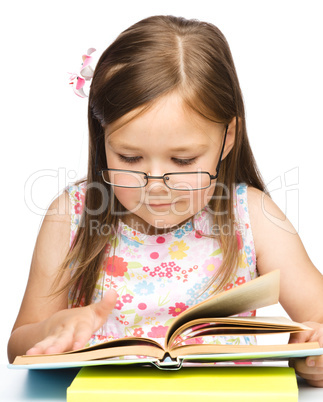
65, 181, 86, 248
234, 183, 257, 277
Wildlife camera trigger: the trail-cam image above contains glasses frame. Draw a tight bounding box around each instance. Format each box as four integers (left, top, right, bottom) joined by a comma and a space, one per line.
95, 124, 228, 191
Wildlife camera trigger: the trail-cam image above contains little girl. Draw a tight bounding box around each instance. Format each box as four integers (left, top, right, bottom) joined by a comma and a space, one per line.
8, 15, 323, 387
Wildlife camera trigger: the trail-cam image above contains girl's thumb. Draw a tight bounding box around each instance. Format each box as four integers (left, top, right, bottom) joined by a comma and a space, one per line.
288, 330, 310, 344
103, 289, 118, 308
92, 289, 118, 323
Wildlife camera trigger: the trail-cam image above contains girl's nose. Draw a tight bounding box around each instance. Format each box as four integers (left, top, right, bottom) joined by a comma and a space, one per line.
146, 172, 169, 192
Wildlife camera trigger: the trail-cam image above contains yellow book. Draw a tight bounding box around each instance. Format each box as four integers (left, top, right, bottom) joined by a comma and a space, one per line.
67, 366, 298, 402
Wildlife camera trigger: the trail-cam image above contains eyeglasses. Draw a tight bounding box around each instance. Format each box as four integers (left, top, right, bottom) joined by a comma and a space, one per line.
95, 125, 228, 191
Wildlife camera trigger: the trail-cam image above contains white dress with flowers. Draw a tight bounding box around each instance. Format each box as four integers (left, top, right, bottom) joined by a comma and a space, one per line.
66, 181, 258, 349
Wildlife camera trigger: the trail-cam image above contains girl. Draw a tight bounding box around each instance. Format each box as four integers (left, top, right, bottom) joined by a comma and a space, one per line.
7, 15, 323, 387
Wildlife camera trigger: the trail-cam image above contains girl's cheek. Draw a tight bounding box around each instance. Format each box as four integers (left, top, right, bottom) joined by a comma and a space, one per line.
112, 187, 145, 208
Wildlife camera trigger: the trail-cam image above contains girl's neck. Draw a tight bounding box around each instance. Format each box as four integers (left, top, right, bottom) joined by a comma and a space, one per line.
120, 214, 193, 236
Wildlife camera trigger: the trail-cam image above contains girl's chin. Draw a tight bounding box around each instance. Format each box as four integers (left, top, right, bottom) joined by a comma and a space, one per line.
140, 215, 193, 234
121, 210, 193, 235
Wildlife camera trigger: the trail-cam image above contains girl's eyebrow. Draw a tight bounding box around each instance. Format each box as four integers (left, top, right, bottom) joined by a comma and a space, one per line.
107, 140, 209, 152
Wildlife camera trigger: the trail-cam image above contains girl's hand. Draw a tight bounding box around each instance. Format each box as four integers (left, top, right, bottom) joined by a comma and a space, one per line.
289, 321, 323, 387
25, 289, 118, 355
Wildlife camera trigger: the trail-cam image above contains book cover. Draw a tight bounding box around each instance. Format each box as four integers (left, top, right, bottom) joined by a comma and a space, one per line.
66, 365, 299, 402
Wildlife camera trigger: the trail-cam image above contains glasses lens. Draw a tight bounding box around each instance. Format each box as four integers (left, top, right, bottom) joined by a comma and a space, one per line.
165, 172, 211, 190
102, 170, 147, 188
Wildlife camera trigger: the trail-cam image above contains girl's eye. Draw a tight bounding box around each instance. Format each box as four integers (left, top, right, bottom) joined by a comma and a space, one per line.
117, 155, 196, 166
172, 158, 196, 166
118, 155, 141, 163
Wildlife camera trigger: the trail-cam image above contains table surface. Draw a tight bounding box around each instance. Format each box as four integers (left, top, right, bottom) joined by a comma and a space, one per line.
2, 364, 323, 401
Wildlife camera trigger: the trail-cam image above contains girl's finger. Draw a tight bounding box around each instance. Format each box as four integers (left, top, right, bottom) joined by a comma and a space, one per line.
91, 289, 118, 329
26, 335, 59, 355
42, 329, 76, 355
71, 322, 93, 350
27, 327, 75, 355
307, 379, 323, 388
289, 330, 312, 344
306, 355, 323, 368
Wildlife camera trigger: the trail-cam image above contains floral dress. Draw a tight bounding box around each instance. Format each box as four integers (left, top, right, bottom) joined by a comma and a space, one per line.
66, 182, 257, 349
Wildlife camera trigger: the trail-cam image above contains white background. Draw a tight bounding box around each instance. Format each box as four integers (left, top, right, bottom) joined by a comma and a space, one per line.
1, 0, 322, 364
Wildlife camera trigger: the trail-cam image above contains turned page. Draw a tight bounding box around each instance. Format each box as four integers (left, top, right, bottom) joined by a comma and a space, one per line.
165, 270, 280, 345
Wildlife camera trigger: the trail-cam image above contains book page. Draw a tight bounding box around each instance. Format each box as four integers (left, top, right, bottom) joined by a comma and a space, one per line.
12, 338, 165, 365
165, 270, 280, 346
168, 316, 311, 348
13, 344, 165, 365
169, 341, 321, 358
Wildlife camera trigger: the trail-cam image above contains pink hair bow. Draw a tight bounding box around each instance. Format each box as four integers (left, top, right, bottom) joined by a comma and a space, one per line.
69, 48, 96, 98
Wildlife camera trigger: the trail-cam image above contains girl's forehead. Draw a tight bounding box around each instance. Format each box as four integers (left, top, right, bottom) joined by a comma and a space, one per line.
106, 93, 223, 145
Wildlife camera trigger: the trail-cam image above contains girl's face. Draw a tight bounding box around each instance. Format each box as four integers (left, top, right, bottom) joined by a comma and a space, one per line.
105, 92, 234, 235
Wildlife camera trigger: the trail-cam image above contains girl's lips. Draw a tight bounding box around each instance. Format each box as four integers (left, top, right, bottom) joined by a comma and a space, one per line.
147, 203, 172, 207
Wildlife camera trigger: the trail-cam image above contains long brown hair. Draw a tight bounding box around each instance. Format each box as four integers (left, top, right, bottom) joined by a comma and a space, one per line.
55, 15, 268, 306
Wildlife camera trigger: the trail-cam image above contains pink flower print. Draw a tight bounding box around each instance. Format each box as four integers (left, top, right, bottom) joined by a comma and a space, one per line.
105, 256, 128, 277
236, 230, 243, 250
122, 294, 134, 303
168, 302, 189, 317
195, 230, 203, 239
115, 300, 124, 310
76, 190, 85, 203
147, 325, 168, 338
133, 328, 144, 337
143, 266, 150, 272
185, 337, 204, 345
96, 335, 107, 341
75, 202, 82, 214
238, 311, 253, 317
161, 262, 168, 268
174, 266, 181, 272
223, 283, 234, 291
235, 276, 246, 286
234, 361, 252, 365
202, 257, 222, 277
169, 262, 176, 267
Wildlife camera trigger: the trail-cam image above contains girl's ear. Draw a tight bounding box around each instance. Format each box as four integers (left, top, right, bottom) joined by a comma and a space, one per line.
222, 117, 237, 160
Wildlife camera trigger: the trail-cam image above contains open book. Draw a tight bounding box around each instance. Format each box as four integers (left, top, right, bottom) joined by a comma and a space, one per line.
11, 270, 323, 369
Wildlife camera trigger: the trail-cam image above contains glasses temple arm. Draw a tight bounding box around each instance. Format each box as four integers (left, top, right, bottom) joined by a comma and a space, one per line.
95, 139, 102, 176
214, 124, 229, 178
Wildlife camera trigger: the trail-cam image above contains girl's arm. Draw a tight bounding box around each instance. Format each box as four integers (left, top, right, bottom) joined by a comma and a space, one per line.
248, 186, 323, 387
247, 187, 323, 323
8, 191, 71, 362
7, 191, 117, 363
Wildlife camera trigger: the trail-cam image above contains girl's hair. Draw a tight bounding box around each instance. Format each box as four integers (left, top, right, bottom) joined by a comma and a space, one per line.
54, 15, 268, 306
